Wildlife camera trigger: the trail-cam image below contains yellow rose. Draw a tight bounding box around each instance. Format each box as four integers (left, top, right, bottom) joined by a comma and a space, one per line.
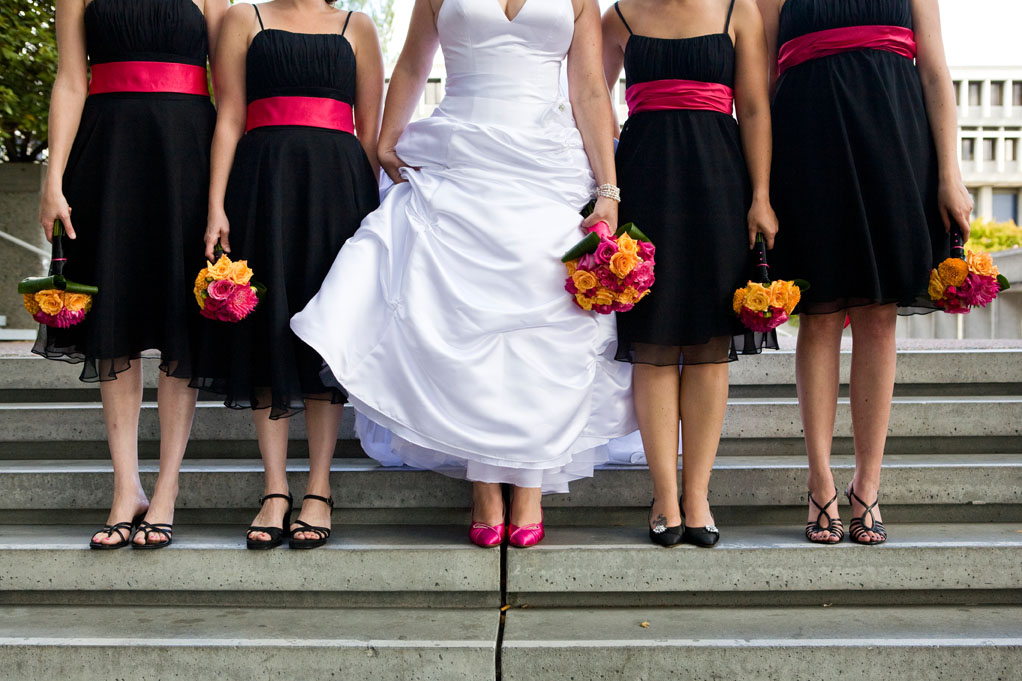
768, 281, 791, 310
228, 260, 254, 286
732, 287, 747, 314
565, 260, 578, 276
967, 251, 998, 278
609, 251, 639, 278
617, 286, 640, 304
743, 283, 770, 313
572, 269, 598, 292
206, 254, 232, 280
593, 288, 615, 307
937, 258, 968, 287
784, 285, 801, 315
35, 290, 64, 316
64, 293, 91, 313
636, 289, 650, 303
928, 269, 946, 300
23, 293, 40, 315
616, 233, 639, 255
194, 267, 211, 292
575, 293, 594, 311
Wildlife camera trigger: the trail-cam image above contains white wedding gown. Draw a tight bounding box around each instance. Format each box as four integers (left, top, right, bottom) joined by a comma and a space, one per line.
291, 0, 637, 493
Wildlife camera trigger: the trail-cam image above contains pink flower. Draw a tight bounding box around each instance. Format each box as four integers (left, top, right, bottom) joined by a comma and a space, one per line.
577, 253, 598, 271
226, 285, 260, 320
738, 306, 786, 333
614, 302, 634, 313
637, 240, 655, 261
33, 308, 87, 329
592, 303, 613, 314
200, 296, 224, 320
594, 238, 619, 265
956, 272, 1000, 308
207, 278, 237, 301
596, 267, 619, 288
626, 260, 655, 290
587, 221, 612, 239
564, 277, 579, 295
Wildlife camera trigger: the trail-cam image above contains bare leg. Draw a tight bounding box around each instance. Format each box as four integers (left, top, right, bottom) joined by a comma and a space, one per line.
633, 363, 681, 528
796, 312, 846, 542
473, 482, 505, 526
678, 362, 729, 527
509, 486, 542, 527
134, 373, 197, 545
846, 304, 896, 542
93, 361, 149, 545
292, 397, 342, 540
247, 395, 291, 542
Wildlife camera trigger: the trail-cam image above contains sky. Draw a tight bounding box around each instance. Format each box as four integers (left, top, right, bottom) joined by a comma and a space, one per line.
385, 0, 1022, 68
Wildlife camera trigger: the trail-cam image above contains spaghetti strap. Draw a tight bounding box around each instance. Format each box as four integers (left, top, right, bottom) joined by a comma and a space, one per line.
341, 10, 353, 36
723, 0, 736, 33
613, 2, 633, 35
252, 3, 265, 31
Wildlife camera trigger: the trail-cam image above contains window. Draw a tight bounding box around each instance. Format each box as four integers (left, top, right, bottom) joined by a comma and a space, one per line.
993, 190, 1019, 224
953, 81, 962, 106
983, 138, 997, 161
1013, 81, 1022, 106
1007, 138, 1019, 163
991, 81, 1005, 106
618, 79, 627, 105
968, 81, 982, 106
424, 79, 443, 106
962, 138, 975, 161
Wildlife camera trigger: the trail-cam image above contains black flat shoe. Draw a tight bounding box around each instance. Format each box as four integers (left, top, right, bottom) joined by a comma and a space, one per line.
681, 497, 720, 547
89, 512, 145, 550
647, 499, 683, 547
845, 484, 887, 545
131, 521, 174, 550
289, 494, 334, 550
246, 492, 294, 550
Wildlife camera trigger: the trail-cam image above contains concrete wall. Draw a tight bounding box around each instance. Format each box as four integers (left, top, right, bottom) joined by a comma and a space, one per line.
0, 163, 48, 329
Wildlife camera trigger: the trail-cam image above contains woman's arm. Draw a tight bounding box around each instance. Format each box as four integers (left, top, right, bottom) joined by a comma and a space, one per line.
911, 0, 972, 239
377, 0, 441, 184
203, 3, 254, 260
348, 11, 385, 180
568, 0, 619, 232
39, 0, 89, 242
755, 0, 781, 94
734, 0, 778, 248
600, 2, 629, 137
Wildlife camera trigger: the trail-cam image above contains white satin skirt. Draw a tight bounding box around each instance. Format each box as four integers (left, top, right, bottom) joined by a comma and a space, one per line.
291, 93, 638, 493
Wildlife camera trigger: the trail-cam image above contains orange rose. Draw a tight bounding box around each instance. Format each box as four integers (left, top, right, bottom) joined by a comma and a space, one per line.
928, 269, 946, 300
565, 260, 578, 276
743, 283, 770, 312
593, 288, 615, 307
616, 233, 639, 255
206, 254, 232, 280
784, 284, 801, 315
63, 293, 91, 313
609, 251, 639, 278
194, 267, 211, 291
35, 289, 64, 316
575, 293, 594, 311
768, 281, 791, 310
732, 287, 748, 315
228, 260, 254, 286
617, 286, 640, 304
572, 269, 598, 292
937, 258, 968, 287
23, 293, 40, 315
967, 251, 998, 278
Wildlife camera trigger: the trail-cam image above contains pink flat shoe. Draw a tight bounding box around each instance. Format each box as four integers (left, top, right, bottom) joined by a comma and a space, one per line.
508, 513, 545, 548
469, 504, 506, 548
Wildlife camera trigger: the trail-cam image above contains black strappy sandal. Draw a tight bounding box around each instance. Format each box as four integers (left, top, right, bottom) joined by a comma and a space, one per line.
89, 512, 145, 550
246, 492, 294, 550
805, 489, 844, 544
289, 494, 334, 550
131, 521, 174, 550
845, 484, 887, 545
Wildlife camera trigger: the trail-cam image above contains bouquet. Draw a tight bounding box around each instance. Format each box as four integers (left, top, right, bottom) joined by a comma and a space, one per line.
18, 220, 97, 328
732, 235, 806, 332
929, 228, 1010, 313
193, 251, 265, 322
562, 220, 655, 314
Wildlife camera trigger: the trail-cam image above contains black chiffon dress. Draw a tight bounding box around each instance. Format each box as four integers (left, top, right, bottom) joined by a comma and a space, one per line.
613, 1, 776, 366
770, 0, 946, 315
33, 0, 215, 381
190, 8, 379, 419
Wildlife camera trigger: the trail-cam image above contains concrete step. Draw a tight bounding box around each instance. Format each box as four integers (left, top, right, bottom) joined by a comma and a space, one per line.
1, 455, 1019, 526
501, 605, 1022, 681
504, 524, 1022, 607
0, 525, 498, 608
0, 605, 497, 681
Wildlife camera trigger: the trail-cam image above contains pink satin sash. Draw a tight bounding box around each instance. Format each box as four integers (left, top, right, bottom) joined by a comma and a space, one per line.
777, 25, 917, 77
625, 79, 735, 117
245, 96, 355, 133
89, 61, 209, 96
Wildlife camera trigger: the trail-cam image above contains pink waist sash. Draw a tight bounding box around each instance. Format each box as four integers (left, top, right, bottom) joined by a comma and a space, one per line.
777, 25, 917, 77
626, 79, 734, 117
89, 61, 209, 96
245, 96, 355, 133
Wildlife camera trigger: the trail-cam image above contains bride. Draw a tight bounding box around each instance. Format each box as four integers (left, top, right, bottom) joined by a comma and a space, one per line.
291, 0, 636, 548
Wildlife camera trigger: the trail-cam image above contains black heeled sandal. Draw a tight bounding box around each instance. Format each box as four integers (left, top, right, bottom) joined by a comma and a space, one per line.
89, 512, 145, 550
131, 521, 174, 550
289, 494, 334, 550
648, 499, 684, 547
246, 492, 294, 550
845, 484, 887, 545
680, 496, 720, 547
805, 489, 844, 544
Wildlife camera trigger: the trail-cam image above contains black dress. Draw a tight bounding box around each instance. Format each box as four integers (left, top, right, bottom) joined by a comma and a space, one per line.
33, 0, 215, 381
190, 8, 379, 419
770, 0, 945, 315
613, 1, 775, 366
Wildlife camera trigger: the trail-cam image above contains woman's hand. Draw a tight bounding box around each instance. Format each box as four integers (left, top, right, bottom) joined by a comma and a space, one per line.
204, 207, 231, 261
938, 178, 973, 241
747, 197, 778, 249
39, 187, 75, 242
378, 146, 414, 185
582, 196, 618, 235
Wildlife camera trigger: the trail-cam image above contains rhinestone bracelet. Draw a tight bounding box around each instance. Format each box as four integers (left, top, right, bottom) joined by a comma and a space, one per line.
595, 184, 621, 202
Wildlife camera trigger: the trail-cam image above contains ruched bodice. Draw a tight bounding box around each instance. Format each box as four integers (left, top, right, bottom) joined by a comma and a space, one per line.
246, 30, 356, 104
623, 35, 734, 89
779, 0, 913, 45
85, 0, 208, 65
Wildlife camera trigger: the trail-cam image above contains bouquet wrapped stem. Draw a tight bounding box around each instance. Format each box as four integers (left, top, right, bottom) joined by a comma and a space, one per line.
928, 227, 1010, 313
562, 219, 656, 314
194, 245, 265, 322
18, 220, 97, 328
732, 235, 806, 333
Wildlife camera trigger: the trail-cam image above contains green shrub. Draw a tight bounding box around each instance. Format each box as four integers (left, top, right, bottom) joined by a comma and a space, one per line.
966, 218, 1022, 253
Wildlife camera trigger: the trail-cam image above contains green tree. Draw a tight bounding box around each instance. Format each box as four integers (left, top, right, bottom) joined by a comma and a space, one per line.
345, 0, 396, 59
0, 0, 57, 162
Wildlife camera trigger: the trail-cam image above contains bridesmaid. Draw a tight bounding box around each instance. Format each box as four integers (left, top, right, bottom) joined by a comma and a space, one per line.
197, 0, 382, 549
37, 0, 228, 549
603, 0, 777, 547
758, 0, 972, 544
